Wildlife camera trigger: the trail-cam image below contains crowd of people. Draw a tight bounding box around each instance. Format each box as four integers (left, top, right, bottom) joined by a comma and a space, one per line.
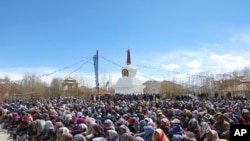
0, 93, 249, 141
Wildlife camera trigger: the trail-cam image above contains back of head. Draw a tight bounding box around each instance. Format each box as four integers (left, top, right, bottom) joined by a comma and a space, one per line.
74, 134, 87, 141
61, 132, 73, 141
204, 130, 219, 141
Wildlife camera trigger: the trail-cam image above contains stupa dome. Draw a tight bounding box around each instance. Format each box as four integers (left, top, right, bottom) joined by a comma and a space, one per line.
113, 48, 145, 94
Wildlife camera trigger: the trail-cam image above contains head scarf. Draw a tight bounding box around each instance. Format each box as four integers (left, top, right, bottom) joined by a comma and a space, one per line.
119, 126, 134, 141
55, 121, 64, 132
147, 121, 156, 128
182, 131, 196, 141
36, 119, 46, 135
86, 117, 96, 135
119, 124, 130, 134
62, 132, 73, 141
172, 134, 183, 141
188, 118, 199, 131
104, 119, 115, 135
143, 125, 155, 141
58, 127, 70, 134
78, 123, 87, 132
92, 124, 105, 136
192, 110, 199, 119
77, 112, 83, 118
204, 130, 219, 141
45, 120, 55, 136
74, 134, 87, 141
134, 136, 144, 141
199, 122, 211, 138
107, 130, 119, 141
154, 128, 169, 141
77, 118, 86, 124
96, 115, 103, 126
116, 118, 125, 126
57, 127, 70, 141
168, 124, 183, 135
160, 118, 171, 128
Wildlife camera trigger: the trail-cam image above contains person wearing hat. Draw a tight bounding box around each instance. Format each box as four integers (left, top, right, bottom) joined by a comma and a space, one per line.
202, 114, 214, 124
222, 113, 234, 125
182, 131, 196, 141
202, 114, 216, 130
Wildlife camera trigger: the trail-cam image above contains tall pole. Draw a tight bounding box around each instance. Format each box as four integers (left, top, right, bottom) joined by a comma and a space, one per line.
93, 50, 99, 100
31, 75, 34, 100
127, 48, 131, 65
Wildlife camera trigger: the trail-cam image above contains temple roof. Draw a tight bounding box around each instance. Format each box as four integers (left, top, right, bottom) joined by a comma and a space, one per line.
63, 77, 78, 85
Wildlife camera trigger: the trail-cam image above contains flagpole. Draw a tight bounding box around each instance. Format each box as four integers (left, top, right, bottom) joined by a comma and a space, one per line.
93, 50, 99, 100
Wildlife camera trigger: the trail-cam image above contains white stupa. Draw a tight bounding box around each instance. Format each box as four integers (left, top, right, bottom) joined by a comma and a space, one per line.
113, 48, 146, 94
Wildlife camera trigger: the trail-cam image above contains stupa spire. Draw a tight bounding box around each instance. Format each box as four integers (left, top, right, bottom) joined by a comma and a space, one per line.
127, 48, 131, 65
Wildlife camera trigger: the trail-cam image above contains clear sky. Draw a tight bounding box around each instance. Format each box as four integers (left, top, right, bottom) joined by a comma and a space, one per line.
1, 0, 250, 87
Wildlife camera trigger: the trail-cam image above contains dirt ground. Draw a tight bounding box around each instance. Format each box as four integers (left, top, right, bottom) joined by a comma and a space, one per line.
0, 130, 13, 141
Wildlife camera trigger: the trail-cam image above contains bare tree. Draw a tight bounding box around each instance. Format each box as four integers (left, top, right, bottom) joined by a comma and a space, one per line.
50, 77, 63, 97
0, 76, 12, 101
18, 74, 46, 99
